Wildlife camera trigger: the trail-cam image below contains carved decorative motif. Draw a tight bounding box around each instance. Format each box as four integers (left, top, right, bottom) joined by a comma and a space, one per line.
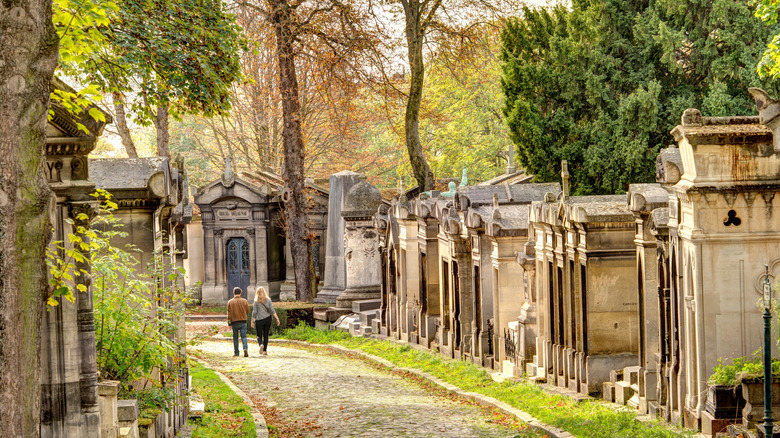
46, 159, 63, 183
221, 156, 236, 188
246, 228, 255, 236
71, 156, 88, 180
214, 229, 224, 237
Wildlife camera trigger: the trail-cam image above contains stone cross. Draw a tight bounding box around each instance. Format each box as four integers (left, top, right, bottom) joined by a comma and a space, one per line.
506, 145, 516, 174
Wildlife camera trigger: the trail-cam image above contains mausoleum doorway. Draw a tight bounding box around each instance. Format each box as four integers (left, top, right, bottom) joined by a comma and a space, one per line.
227, 237, 250, 299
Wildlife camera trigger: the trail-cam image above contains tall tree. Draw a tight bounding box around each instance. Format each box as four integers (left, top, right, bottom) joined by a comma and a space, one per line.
0, 0, 58, 436
400, 0, 438, 191
501, 0, 779, 195
230, 0, 378, 301
267, 0, 313, 301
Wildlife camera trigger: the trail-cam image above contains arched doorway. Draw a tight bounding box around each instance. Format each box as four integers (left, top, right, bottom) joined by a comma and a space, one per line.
227, 237, 250, 299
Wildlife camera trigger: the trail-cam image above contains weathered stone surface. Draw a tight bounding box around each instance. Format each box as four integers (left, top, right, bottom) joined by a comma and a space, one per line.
317, 171, 362, 304
336, 180, 383, 309
117, 399, 138, 422
41, 82, 110, 438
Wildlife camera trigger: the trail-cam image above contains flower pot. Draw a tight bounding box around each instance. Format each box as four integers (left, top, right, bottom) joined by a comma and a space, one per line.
741, 380, 780, 428
706, 384, 745, 419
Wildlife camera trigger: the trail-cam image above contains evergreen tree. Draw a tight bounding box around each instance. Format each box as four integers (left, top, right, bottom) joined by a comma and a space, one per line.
501, 0, 780, 195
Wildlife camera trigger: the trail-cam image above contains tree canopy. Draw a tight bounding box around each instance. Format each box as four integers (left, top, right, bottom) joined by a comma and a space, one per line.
501, 0, 780, 195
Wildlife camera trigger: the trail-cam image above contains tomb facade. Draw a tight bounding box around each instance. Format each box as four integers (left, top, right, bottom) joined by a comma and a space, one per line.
193, 164, 328, 304
41, 78, 110, 438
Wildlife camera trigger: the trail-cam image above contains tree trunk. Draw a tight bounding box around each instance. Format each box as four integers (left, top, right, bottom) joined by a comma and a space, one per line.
268, 0, 313, 302
0, 1, 58, 436
112, 92, 139, 158
402, 0, 435, 191
154, 104, 171, 157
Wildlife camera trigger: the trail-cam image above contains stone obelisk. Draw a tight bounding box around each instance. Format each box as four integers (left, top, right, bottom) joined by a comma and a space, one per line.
315, 170, 362, 304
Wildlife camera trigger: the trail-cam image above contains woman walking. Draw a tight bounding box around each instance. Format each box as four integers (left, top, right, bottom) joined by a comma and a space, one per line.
252, 286, 280, 355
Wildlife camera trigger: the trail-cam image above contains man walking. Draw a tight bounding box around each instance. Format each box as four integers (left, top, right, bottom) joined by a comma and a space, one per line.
227, 287, 250, 357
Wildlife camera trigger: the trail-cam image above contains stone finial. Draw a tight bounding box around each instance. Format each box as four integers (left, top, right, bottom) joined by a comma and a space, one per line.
681, 108, 702, 127
506, 144, 516, 174
221, 156, 236, 188
342, 180, 383, 219
749, 87, 780, 152
492, 193, 501, 220
561, 160, 570, 201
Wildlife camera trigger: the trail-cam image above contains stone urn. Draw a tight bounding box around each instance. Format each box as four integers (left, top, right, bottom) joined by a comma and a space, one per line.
705, 384, 745, 419
741, 379, 780, 428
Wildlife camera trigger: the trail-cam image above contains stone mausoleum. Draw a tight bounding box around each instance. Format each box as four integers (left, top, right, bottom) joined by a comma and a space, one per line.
193, 161, 328, 304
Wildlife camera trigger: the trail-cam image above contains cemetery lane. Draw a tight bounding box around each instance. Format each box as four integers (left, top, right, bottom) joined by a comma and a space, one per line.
190, 339, 534, 438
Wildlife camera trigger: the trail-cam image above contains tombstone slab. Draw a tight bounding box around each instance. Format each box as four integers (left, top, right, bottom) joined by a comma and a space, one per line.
315, 170, 362, 304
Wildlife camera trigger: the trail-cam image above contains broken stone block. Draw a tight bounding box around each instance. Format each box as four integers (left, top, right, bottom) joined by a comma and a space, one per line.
603, 382, 615, 403
623, 366, 642, 385
614, 381, 635, 405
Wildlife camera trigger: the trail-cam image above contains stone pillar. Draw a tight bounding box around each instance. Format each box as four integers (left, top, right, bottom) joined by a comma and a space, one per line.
316, 170, 362, 304
252, 219, 269, 294
98, 381, 120, 438
335, 179, 384, 308
279, 238, 297, 301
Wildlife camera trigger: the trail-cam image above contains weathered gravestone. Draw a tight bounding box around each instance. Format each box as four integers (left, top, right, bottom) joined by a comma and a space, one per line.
315, 170, 362, 304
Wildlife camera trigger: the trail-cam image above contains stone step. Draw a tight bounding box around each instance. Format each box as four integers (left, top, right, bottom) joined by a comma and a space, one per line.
352, 299, 381, 313
371, 319, 381, 334
359, 310, 379, 325
186, 314, 226, 322
526, 362, 538, 378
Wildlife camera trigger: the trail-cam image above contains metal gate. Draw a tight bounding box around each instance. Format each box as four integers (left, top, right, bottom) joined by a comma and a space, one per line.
227, 237, 250, 299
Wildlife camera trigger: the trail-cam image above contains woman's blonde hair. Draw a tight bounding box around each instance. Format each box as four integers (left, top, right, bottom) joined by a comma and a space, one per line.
254, 286, 270, 304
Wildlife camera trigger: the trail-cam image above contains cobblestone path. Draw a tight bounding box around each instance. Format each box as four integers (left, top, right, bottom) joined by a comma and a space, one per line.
191, 340, 530, 438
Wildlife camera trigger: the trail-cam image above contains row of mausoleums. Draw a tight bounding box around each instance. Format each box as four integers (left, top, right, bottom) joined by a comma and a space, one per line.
372, 95, 780, 435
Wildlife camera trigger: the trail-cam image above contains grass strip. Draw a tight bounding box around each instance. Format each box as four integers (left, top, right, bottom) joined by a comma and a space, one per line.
279, 325, 695, 438
187, 361, 256, 438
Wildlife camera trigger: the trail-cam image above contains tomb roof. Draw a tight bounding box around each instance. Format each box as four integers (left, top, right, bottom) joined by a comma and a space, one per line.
567, 195, 633, 223
627, 183, 668, 213
456, 182, 561, 208
478, 170, 532, 186
671, 112, 771, 145
91, 157, 168, 192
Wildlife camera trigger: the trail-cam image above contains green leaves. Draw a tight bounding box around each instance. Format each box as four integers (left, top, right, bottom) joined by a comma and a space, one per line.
501, 0, 778, 195
53, 0, 246, 126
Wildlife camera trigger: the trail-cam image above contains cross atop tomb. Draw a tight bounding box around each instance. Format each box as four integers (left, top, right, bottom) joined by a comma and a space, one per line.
506, 145, 516, 174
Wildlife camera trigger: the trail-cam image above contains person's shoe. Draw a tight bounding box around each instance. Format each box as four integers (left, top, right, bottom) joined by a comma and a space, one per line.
262, 351, 267, 356
244, 349, 248, 357
259, 345, 264, 355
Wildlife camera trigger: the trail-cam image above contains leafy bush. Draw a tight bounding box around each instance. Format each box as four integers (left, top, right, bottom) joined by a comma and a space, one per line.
48, 190, 191, 390
710, 355, 780, 385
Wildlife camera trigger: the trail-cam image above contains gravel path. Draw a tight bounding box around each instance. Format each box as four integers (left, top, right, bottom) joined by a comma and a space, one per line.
190, 339, 529, 438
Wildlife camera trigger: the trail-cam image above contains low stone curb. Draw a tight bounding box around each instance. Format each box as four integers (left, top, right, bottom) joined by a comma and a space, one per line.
191, 357, 269, 438
270, 339, 574, 438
